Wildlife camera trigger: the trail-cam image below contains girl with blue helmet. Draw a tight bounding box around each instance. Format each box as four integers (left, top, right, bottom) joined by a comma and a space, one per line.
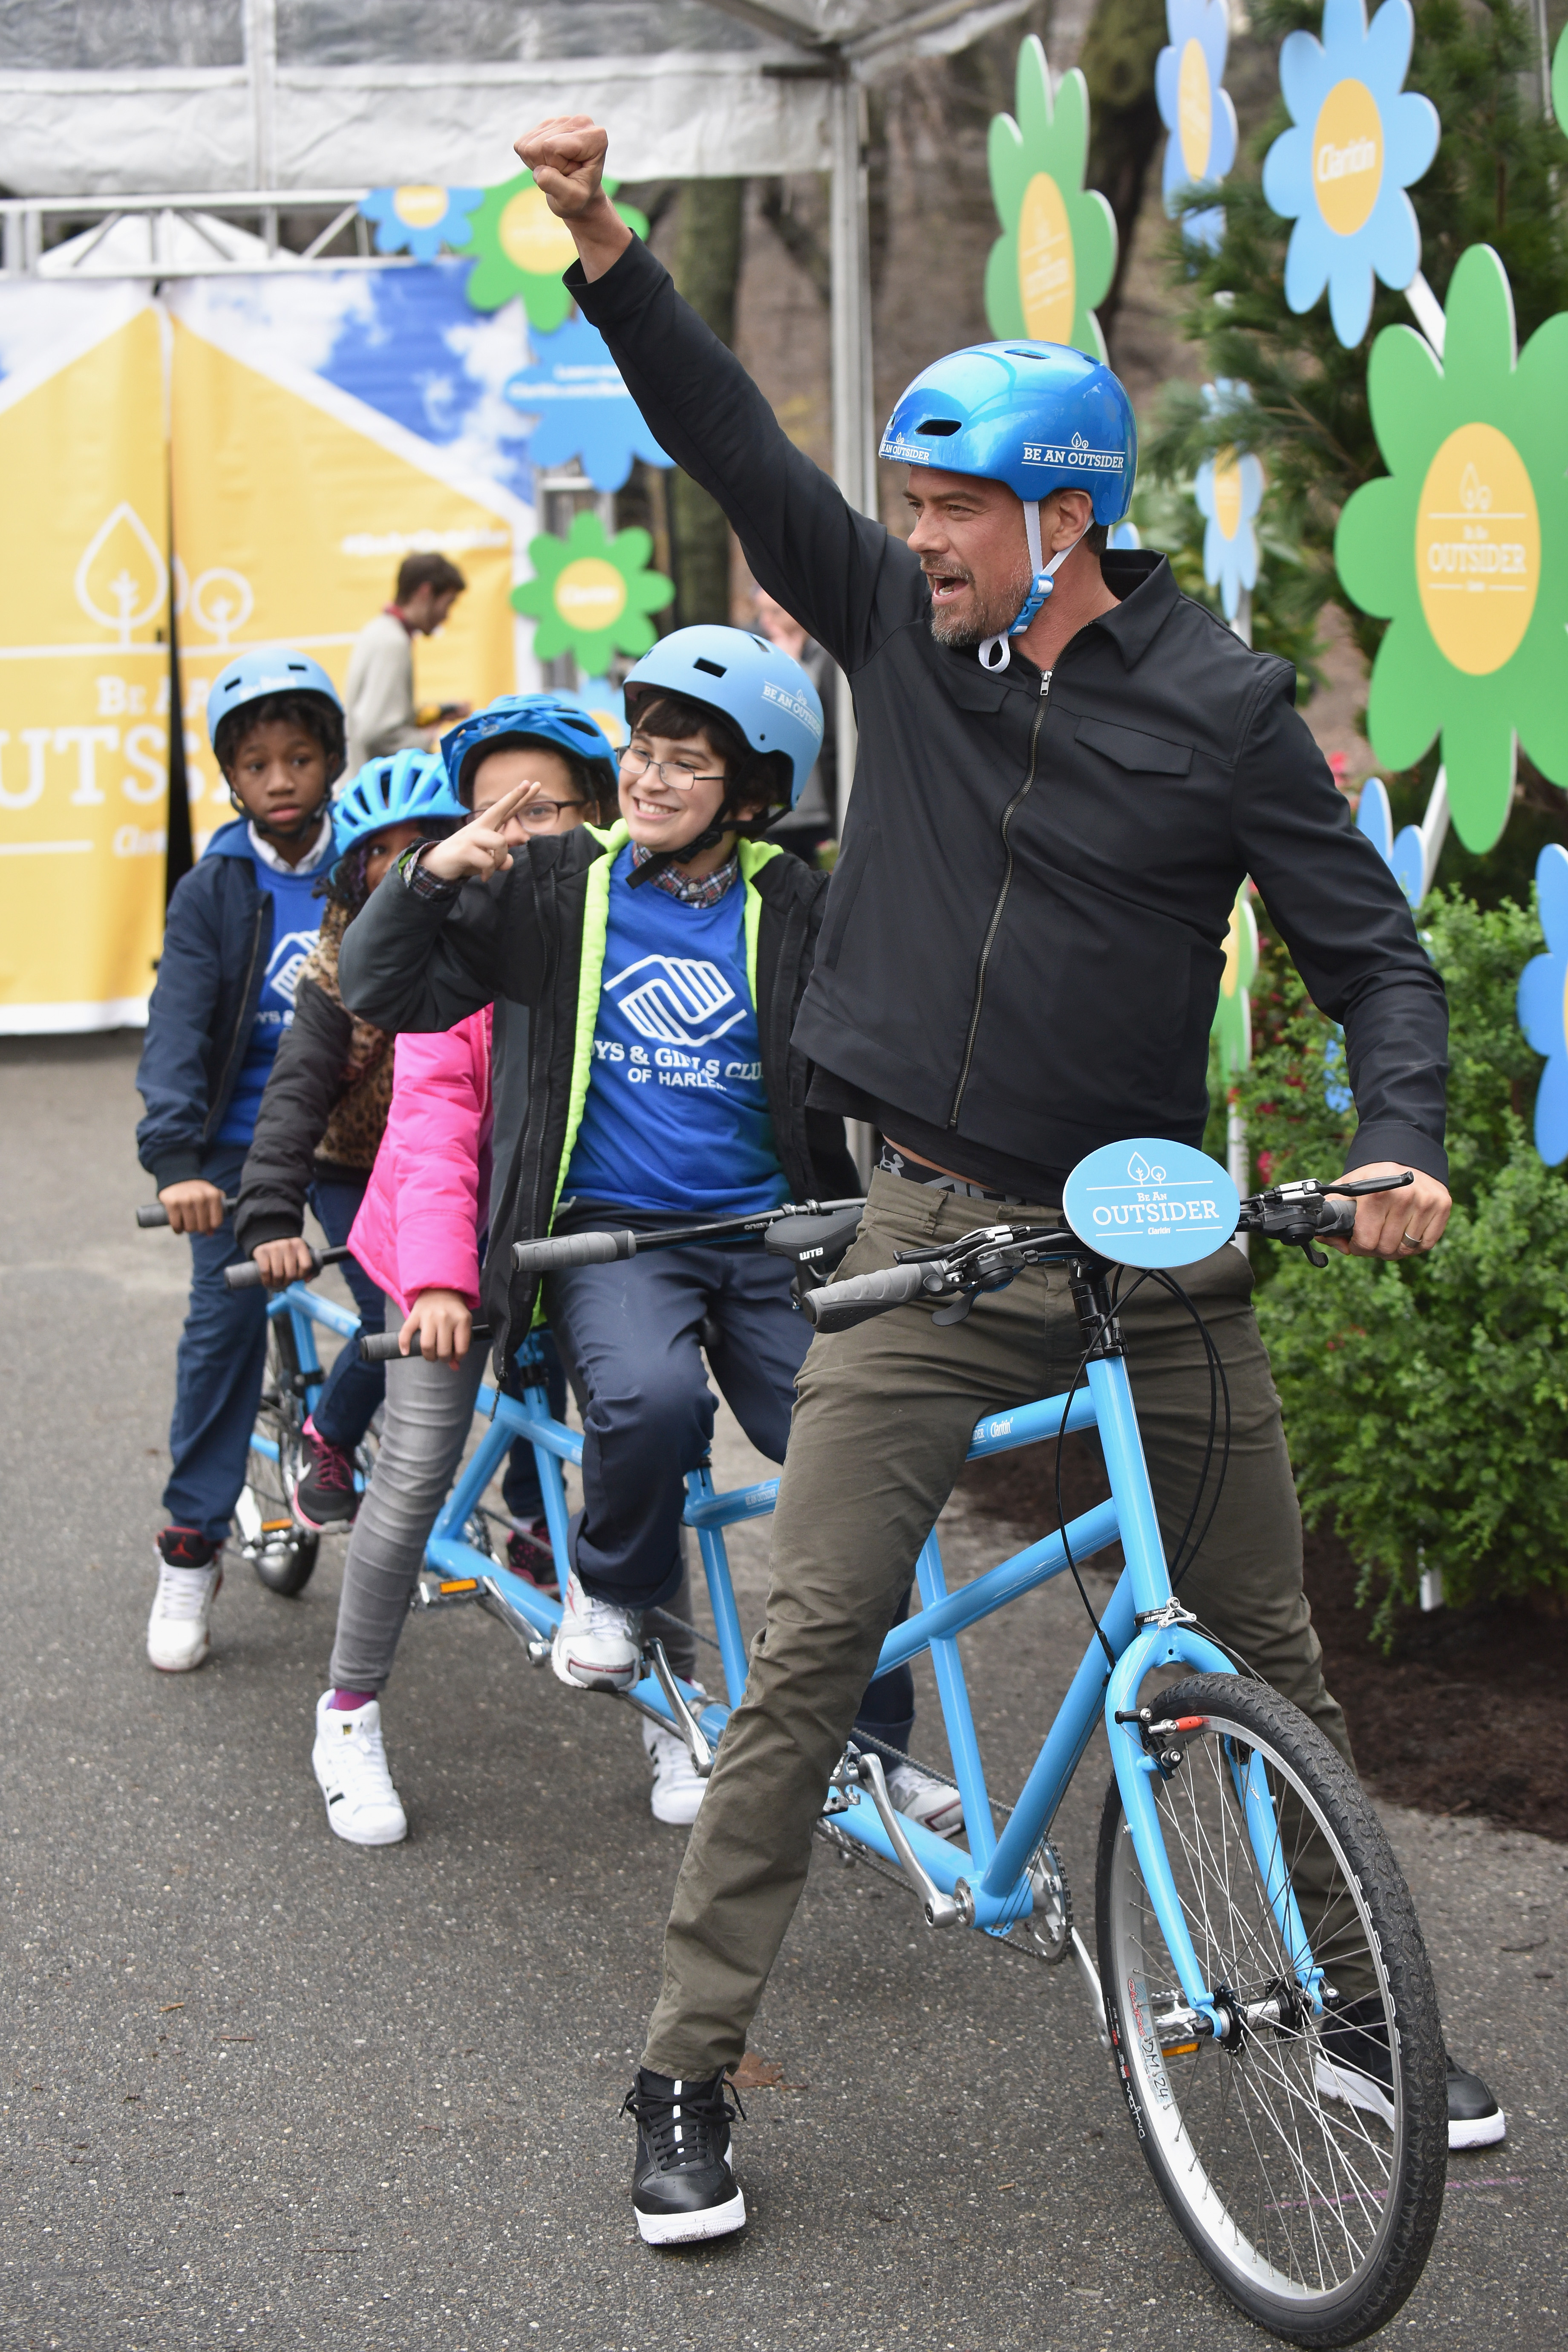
231, 749, 473, 1536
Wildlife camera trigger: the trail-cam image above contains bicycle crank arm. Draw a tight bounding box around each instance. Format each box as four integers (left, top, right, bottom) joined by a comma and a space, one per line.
478, 1574, 553, 1666
643, 1638, 714, 1777
851, 1749, 967, 1929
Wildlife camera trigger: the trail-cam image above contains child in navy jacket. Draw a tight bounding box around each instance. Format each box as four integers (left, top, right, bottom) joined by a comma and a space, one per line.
135, 651, 346, 1672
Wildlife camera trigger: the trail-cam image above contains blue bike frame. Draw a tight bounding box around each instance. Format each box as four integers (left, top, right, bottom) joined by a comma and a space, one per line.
246, 1283, 364, 1473
422, 1331, 1316, 2039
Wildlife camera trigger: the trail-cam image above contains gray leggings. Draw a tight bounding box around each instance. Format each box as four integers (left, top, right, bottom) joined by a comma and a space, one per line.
329, 1296, 697, 1695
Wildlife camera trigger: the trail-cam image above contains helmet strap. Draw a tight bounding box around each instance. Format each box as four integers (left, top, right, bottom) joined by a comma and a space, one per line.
977, 500, 1091, 673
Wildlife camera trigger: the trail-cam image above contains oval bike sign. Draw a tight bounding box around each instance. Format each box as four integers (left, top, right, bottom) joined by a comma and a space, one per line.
1062, 1137, 1240, 1268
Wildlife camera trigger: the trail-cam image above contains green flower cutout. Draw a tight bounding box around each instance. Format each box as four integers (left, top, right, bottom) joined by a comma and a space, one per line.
1336, 244, 1568, 853
457, 171, 649, 328
984, 33, 1117, 361
1211, 886, 1259, 1082
510, 510, 674, 673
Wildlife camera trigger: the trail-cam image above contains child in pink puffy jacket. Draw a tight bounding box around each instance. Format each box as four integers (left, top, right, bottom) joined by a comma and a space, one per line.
306, 723, 701, 1845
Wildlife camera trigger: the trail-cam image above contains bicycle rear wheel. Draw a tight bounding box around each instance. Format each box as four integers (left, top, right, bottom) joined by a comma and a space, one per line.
1095, 1673, 1446, 2346
236, 1321, 320, 1597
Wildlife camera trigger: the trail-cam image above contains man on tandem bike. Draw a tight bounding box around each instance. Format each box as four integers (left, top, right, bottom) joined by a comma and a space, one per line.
509, 115, 1503, 2243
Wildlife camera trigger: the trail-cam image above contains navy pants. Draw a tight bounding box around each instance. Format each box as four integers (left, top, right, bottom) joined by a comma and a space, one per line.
307, 1175, 384, 1452
544, 1232, 914, 1754
163, 1143, 271, 1544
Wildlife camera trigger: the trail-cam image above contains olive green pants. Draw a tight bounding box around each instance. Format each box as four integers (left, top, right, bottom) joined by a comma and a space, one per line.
643, 1170, 1355, 2075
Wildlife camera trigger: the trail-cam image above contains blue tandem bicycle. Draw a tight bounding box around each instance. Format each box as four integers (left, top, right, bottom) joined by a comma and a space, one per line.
343, 1137, 1447, 2342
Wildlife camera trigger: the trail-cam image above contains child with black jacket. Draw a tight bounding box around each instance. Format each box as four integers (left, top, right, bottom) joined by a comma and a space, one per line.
136, 651, 346, 1672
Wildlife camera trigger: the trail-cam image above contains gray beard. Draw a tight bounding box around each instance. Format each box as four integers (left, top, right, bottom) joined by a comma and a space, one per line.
925, 561, 1035, 649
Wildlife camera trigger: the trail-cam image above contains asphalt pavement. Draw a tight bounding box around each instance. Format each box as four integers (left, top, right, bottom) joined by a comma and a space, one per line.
1, 1032, 1564, 2352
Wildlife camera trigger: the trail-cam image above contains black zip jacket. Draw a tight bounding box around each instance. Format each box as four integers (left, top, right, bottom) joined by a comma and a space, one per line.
135, 821, 274, 1189
574, 238, 1449, 1190
337, 830, 860, 1371
233, 980, 359, 1256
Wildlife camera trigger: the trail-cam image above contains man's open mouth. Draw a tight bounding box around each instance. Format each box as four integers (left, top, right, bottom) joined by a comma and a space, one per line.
923, 568, 971, 605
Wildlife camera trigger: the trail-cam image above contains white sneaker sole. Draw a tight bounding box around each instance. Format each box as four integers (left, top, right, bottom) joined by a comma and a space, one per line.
1314, 2055, 1505, 2151
635, 2185, 747, 2246
550, 1629, 638, 1694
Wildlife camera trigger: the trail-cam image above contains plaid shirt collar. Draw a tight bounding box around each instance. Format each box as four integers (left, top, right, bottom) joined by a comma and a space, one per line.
628, 840, 739, 908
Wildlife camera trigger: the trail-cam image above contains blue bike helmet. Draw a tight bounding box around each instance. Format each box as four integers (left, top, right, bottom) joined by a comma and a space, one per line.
622, 624, 824, 810
880, 341, 1138, 669
332, 748, 466, 857
206, 647, 345, 759
440, 693, 618, 806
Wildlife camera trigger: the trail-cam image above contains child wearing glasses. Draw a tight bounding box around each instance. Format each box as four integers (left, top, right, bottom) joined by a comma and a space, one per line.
336, 632, 963, 1846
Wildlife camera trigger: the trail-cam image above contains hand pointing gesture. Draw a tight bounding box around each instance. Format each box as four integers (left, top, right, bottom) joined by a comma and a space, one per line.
419, 781, 536, 884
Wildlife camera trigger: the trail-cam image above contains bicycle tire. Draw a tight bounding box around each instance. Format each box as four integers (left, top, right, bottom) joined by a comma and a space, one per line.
236, 1322, 320, 1598
1095, 1673, 1446, 2346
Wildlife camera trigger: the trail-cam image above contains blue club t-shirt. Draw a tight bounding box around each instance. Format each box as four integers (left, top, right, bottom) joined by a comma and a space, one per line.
562, 847, 789, 1219
213, 848, 328, 1148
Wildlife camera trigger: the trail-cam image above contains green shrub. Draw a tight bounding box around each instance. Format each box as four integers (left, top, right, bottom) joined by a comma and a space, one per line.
1234, 889, 1568, 1635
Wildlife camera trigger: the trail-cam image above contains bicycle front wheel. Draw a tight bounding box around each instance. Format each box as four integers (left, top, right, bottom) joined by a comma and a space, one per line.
236, 1322, 319, 1598
1095, 1673, 1446, 2346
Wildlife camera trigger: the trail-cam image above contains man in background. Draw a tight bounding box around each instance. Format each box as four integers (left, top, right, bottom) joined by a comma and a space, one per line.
344, 553, 471, 777
752, 585, 836, 865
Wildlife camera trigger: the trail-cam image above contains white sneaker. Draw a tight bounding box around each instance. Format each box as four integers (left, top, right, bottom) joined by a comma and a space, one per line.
887, 1761, 965, 1840
551, 1569, 642, 1693
311, 1691, 407, 1846
643, 1718, 707, 1826
147, 1556, 222, 1672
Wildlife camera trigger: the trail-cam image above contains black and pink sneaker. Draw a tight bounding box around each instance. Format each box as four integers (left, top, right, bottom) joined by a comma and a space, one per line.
293, 1418, 360, 1530
507, 1519, 559, 1600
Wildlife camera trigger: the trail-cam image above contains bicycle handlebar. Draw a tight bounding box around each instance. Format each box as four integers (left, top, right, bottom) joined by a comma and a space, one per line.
800, 1262, 928, 1333
223, 1244, 352, 1291
359, 1325, 492, 1363
136, 1196, 238, 1228
513, 1229, 637, 1275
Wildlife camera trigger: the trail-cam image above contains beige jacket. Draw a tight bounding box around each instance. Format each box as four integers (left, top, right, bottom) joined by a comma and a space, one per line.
343, 610, 427, 776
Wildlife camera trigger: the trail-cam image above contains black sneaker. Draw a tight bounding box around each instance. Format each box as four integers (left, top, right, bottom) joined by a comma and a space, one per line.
1315, 1994, 1506, 2150
293, 1418, 359, 1531
622, 2067, 747, 2246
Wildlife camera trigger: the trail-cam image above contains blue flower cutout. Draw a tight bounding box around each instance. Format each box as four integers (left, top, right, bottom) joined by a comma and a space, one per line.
360, 184, 484, 264
1262, 0, 1438, 349
1353, 772, 1427, 906
1193, 383, 1263, 622
503, 315, 672, 494
1156, 0, 1238, 251
1517, 843, 1568, 1165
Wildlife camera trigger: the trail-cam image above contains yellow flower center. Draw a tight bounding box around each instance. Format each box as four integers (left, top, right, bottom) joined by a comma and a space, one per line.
392, 185, 449, 231
1211, 449, 1245, 542
1017, 173, 1076, 343
1178, 40, 1213, 182
499, 186, 579, 277
1312, 80, 1384, 237
1416, 422, 1539, 676
554, 557, 628, 632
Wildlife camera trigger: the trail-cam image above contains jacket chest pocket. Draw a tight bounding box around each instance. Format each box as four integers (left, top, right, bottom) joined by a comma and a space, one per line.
1073, 715, 1194, 777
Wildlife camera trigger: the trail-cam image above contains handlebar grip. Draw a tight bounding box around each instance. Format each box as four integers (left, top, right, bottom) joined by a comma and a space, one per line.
800, 1262, 928, 1333
223, 1259, 269, 1290
1315, 1195, 1358, 1239
512, 1229, 636, 1274
358, 1326, 491, 1363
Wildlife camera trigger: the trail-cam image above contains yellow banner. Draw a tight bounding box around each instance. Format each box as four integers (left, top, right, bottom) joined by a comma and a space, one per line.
167, 291, 530, 850
0, 287, 170, 1030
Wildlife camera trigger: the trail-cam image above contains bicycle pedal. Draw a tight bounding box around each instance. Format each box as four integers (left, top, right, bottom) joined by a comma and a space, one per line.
411, 1570, 485, 1611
